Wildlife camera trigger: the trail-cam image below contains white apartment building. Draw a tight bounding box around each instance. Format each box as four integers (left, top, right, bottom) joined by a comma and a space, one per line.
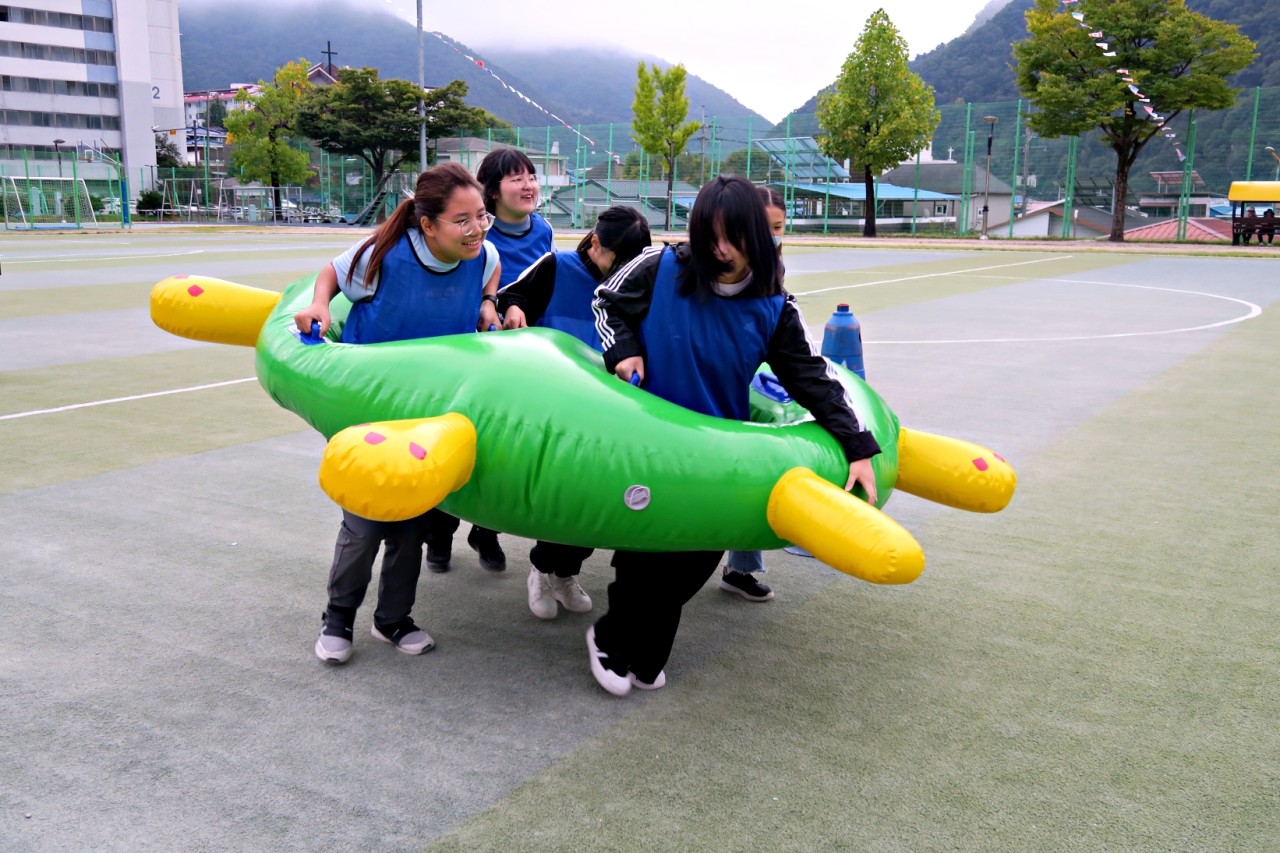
0, 0, 184, 198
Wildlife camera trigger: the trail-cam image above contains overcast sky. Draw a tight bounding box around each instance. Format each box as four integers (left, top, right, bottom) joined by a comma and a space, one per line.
377, 0, 999, 122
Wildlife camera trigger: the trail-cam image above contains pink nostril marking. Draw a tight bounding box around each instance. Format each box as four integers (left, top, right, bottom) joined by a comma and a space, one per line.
409, 443, 426, 460
972, 458, 989, 472
364, 432, 386, 445
174, 274, 189, 279
187, 285, 204, 297
994, 453, 1006, 463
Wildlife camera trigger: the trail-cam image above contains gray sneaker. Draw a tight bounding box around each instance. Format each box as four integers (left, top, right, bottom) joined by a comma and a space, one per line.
371, 620, 434, 655
315, 613, 353, 664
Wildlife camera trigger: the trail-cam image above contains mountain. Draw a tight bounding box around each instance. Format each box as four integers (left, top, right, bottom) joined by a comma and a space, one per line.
177, 0, 766, 130
778, 0, 1278, 119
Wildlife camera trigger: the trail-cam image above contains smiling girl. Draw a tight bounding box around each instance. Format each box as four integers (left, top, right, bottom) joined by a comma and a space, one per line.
295, 162, 501, 665
585, 175, 880, 696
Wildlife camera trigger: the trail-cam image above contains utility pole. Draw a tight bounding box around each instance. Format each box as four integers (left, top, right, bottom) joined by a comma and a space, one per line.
1020, 125, 1033, 218
417, 0, 427, 168
699, 105, 707, 185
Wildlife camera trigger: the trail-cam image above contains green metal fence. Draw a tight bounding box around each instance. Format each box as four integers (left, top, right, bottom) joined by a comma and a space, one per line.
7, 86, 1279, 236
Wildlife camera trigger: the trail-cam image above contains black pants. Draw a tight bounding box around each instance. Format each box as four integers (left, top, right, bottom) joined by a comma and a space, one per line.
325, 510, 430, 628
423, 509, 497, 549
530, 540, 593, 578
592, 549, 723, 684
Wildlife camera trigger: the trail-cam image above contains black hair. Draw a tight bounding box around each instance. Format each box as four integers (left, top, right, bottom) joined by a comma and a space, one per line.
680, 174, 782, 298
348, 162, 480, 286
758, 186, 785, 211
475, 148, 538, 214
577, 206, 651, 273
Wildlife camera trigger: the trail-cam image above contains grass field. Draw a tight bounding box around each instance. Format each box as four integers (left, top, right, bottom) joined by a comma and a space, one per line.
2, 227, 1277, 851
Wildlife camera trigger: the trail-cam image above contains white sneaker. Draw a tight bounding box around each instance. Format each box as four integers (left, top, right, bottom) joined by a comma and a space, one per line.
315, 632, 352, 664
586, 626, 631, 696
527, 568, 558, 620
629, 669, 666, 690
550, 574, 593, 613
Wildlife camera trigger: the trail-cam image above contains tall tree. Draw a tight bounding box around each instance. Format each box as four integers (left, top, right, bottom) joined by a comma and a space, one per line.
817, 9, 941, 237
297, 69, 502, 202
1014, 0, 1255, 241
155, 133, 183, 168
206, 98, 228, 130
631, 62, 700, 230
223, 59, 314, 221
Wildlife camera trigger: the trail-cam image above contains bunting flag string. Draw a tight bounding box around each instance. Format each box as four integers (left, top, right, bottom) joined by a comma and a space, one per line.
1062, 1, 1185, 162
427, 30, 623, 163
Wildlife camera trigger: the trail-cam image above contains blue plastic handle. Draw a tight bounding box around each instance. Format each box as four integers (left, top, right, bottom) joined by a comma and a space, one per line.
488, 323, 497, 332
629, 373, 642, 386
293, 320, 325, 346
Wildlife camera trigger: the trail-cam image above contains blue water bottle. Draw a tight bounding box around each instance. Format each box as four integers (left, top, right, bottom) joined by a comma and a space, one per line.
821, 303, 865, 379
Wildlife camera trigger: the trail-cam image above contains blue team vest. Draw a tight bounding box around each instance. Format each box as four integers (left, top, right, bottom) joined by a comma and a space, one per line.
539, 251, 601, 349
342, 234, 487, 345
488, 213, 554, 286
640, 248, 785, 420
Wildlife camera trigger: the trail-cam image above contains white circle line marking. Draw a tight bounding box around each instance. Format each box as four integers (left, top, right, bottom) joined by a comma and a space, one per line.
869, 281, 1263, 344
796, 254, 1077, 296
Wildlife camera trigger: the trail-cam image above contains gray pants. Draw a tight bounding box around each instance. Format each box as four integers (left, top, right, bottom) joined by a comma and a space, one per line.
325, 510, 430, 628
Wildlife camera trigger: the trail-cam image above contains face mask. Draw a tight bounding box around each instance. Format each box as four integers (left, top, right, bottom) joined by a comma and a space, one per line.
772, 235, 782, 248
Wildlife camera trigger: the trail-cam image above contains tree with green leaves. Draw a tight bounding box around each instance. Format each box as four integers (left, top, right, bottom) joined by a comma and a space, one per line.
206, 98, 228, 130
155, 133, 182, 168
297, 70, 503, 204
223, 59, 314, 221
1014, 0, 1255, 241
631, 62, 700, 230
817, 9, 941, 237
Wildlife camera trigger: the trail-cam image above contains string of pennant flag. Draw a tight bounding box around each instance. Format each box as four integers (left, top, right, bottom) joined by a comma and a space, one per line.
428, 30, 627, 164
1061, 0, 1185, 161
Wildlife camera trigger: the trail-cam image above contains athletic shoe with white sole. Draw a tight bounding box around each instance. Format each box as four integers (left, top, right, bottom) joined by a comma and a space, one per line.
315, 612, 353, 664
629, 669, 666, 691
371, 619, 434, 655
527, 568, 558, 620
550, 574, 593, 613
586, 625, 631, 696
719, 570, 775, 602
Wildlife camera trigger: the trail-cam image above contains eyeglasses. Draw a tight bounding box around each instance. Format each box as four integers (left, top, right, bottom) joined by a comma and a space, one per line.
501, 174, 539, 188
433, 211, 494, 234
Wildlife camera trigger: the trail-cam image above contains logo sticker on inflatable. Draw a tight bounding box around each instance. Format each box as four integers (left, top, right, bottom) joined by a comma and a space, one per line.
624, 485, 651, 511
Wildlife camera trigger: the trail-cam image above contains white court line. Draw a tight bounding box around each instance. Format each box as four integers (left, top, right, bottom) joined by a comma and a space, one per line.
4, 249, 205, 265
1, 377, 256, 421
870, 281, 1263, 344
796, 255, 1076, 296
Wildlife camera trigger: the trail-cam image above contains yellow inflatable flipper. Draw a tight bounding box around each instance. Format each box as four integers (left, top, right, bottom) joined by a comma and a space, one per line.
318, 414, 477, 522
767, 467, 924, 585
895, 428, 1016, 513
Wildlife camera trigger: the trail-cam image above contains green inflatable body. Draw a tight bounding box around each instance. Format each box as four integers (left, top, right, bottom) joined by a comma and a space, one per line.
257, 275, 902, 552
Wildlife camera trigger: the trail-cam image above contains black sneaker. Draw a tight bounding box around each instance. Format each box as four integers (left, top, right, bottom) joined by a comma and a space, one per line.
467, 527, 506, 572
719, 570, 774, 602
425, 542, 452, 573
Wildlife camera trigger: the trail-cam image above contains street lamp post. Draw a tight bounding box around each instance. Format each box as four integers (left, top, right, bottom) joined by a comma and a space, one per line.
980, 116, 998, 239
1266, 146, 1280, 181
53, 138, 65, 177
